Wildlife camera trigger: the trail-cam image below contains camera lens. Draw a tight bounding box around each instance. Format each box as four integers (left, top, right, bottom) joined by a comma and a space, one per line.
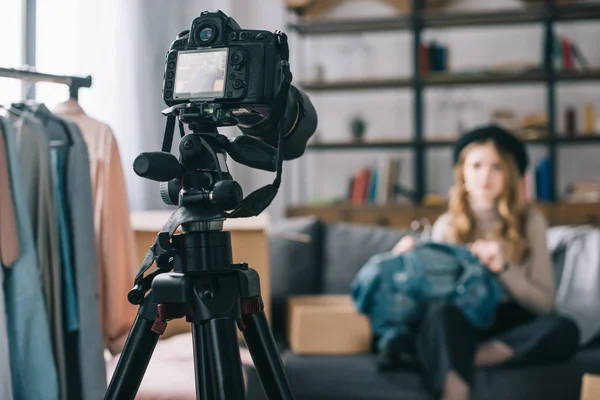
197, 25, 215, 43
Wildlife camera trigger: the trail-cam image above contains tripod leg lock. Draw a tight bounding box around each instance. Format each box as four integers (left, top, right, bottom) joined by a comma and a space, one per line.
151, 303, 193, 335
237, 296, 264, 331
241, 296, 264, 315
151, 304, 169, 335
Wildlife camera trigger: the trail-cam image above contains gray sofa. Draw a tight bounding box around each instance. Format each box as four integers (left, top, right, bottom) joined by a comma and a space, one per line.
244, 217, 600, 400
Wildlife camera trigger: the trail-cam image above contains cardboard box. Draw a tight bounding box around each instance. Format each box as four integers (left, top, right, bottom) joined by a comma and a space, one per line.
131, 211, 271, 340
581, 374, 600, 400
287, 295, 372, 355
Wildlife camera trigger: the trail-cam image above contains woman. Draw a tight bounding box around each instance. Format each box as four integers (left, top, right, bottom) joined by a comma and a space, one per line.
392, 125, 580, 400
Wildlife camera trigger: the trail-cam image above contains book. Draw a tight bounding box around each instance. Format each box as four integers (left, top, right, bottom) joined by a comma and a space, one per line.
350, 168, 372, 205
535, 158, 551, 201
560, 37, 574, 70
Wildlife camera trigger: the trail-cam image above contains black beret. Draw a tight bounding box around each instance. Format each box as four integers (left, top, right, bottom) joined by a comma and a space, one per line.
453, 124, 529, 176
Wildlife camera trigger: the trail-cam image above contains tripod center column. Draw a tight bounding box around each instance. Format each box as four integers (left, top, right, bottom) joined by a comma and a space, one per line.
172, 222, 233, 274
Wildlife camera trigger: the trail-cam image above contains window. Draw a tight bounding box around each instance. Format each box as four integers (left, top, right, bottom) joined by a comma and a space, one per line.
0, 1, 24, 105
35, 0, 78, 108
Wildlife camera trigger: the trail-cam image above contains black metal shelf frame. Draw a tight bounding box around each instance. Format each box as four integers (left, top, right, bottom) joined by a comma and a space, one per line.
292, 0, 600, 203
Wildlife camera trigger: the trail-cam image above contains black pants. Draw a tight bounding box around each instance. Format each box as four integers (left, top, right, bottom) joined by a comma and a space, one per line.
415, 302, 580, 398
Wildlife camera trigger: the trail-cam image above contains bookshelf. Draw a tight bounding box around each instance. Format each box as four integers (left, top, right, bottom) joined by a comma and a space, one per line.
307, 134, 600, 151
289, 0, 600, 206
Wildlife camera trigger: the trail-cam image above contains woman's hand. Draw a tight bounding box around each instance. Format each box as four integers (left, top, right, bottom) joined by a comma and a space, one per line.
470, 239, 506, 274
392, 236, 417, 255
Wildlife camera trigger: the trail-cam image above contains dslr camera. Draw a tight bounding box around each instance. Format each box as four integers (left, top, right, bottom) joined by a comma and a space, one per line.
163, 10, 283, 107
161, 10, 316, 160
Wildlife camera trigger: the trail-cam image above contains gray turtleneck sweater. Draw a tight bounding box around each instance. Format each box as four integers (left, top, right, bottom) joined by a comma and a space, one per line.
431, 206, 555, 315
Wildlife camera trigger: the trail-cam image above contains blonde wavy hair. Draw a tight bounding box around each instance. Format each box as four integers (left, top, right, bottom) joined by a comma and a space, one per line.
447, 140, 530, 264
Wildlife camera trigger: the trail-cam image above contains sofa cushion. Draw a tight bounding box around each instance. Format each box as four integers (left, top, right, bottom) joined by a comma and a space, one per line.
573, 347, 600, 374
321, 223, 407, 294
269, 217, 323, 340
282, 352, 427, 400
280, 350, 598, 400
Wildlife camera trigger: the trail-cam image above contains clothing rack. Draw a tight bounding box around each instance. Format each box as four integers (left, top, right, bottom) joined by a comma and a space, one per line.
0, 66, 92, 100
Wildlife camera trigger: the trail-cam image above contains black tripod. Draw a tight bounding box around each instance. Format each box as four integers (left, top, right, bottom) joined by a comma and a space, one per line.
104, 119, 295, 399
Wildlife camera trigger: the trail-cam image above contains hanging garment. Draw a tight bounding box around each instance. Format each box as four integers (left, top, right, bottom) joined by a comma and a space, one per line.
0, 119, 19, 268
0, 115, 59, 400
55, 99, 138, 355
50, 146, 79, 333
34, 104, 107, 400
61, 118, 108, 399
0, 123, 15, 400
9, 109, 68, 400
50, 144, 82, 400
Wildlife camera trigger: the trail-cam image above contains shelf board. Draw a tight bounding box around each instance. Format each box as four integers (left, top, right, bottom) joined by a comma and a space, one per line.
426, 3, 600, 28
555, 3, 600, 23
423, 138, 456, 147
556, 69, 600, 82
425, 135, 553, 146
423, 7, 544, 28
299, 69, 600, 91
307, 139, 413, 150
299, 77, 412, 91
288, 4, 600, 35
423, 69, 546, 86
288, 201, 600, 210
288, 16, 411, 35
425, 69, 600, 86
305, 135, 600, 151
555, 135, 600, 144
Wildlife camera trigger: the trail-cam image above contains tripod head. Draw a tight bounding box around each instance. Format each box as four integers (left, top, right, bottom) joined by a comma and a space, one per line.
128, 104, 282, 305
133, 105, 282, 214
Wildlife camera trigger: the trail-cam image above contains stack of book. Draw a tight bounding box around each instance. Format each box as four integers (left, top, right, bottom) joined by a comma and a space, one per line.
419, 41, 450, 74
522, 158, 552, 202
347, 157, 404, 205
550, 34, 589, 71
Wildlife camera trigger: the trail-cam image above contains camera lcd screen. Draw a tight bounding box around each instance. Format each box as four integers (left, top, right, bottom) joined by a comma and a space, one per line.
173, 48, 228, 100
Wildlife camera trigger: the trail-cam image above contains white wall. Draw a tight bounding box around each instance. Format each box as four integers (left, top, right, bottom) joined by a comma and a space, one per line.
232, 0, 600, 219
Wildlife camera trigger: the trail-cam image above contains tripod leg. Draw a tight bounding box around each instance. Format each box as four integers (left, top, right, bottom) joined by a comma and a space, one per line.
192, 323, 214, 400
242, 303, 295, 400
198, 317, 247, 400
105, 300, 161, 400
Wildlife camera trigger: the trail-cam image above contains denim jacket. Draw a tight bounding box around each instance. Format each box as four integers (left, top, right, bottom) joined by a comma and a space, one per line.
351, 241, 504, 350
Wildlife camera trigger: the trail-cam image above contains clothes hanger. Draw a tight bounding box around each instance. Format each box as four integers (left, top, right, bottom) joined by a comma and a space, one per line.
11, 101, 71, 147
0, 103, 24, 117
69, 84, 79, 102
